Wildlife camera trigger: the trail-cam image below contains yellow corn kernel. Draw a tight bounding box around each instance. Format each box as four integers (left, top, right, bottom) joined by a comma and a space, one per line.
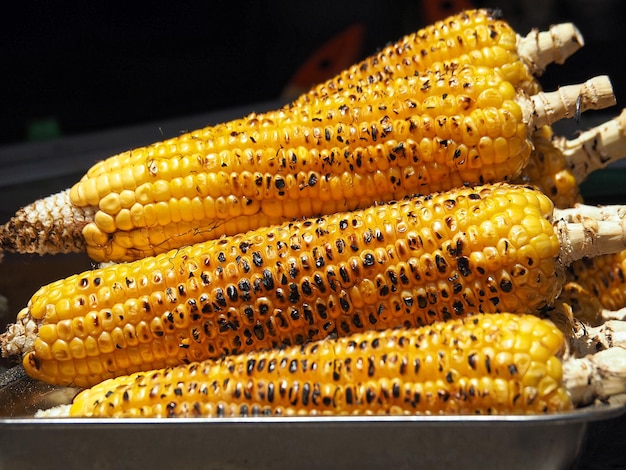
69, 337, 87, 360
99, 192, 121, 215
68, 313, 572, 418
93, 211, 116, 234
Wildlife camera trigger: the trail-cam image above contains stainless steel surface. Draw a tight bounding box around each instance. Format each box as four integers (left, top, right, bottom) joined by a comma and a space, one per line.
0, 366, 79, 418
0, 100, 287, 190
0, 366, 623, 470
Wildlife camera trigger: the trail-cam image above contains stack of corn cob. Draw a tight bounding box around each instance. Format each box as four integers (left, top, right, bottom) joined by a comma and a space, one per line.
1, 8, 626, 419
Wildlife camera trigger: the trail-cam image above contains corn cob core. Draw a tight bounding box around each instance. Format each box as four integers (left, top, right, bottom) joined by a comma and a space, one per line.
67, 313, 573, 417
0, 190, 93, 255
4, 183, 565, 387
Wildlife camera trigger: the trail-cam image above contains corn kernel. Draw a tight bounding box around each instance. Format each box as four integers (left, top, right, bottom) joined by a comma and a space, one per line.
99, 192, 122, 215
94, 211, 117, 234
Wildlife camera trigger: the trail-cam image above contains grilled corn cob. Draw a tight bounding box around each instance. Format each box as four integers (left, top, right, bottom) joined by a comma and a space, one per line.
64, 313, 576, 417
3, 182, 626, 388
47, 313, 626, 418
294, 8, 584, 102
0, 66, 614, 263
0, 11, 594, 263
515, 109, 626, 209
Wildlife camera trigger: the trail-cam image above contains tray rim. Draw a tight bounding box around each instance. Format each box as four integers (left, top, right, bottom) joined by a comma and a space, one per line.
0, 365, 625, 428
1, 401, 624, 429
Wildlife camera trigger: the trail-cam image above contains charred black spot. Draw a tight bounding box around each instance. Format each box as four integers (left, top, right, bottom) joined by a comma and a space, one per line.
252, 252, 263, 267
261, 269, 274, 290
457, 256, 471, 276
500, 279, 513, 293
226, 285, 238, 302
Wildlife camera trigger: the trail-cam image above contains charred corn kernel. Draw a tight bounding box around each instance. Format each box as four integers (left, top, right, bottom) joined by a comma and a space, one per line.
557, 282, 604, 326
68, 313, 572, 417
565, 251, 626, 313
513, 126, 583, 209
12, 183, 568, 387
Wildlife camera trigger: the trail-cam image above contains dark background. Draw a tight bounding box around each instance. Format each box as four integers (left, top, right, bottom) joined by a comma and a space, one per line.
1, 0, 625, 146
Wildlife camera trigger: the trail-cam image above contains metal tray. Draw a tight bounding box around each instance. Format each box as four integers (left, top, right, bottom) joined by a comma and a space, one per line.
0, 366, 623, 470
0, 113, 624, 470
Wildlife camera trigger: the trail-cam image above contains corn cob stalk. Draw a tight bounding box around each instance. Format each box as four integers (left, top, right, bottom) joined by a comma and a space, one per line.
514, 109, 626, 209
536, 298, 626, 356
0, 66, 614, 263
558, 108, 626, 184
563, 347, 626, 407
552, 203, 626, 325
4, 182, 626, 388
43, 313, 626, 418
570, 317, 626, 357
